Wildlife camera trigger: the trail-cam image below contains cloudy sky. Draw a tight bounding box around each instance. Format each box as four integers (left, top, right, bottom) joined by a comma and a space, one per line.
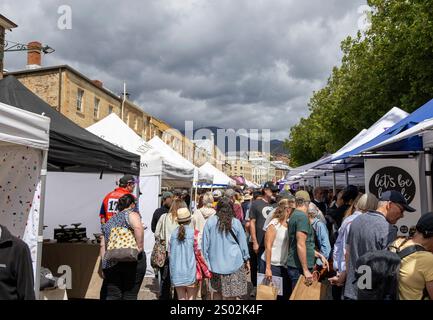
1, 0, 365, 140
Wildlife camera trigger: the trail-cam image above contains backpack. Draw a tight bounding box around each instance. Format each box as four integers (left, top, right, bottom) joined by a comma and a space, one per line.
389, 238, 429, 300
355, 238, 429, 300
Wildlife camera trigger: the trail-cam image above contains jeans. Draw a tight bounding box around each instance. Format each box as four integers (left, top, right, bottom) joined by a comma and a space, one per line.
248, 242, 258, 288
258, 259, 291, 300
248, 242, 265, 288
103, 252, 147, 300
286, 266, 313, 298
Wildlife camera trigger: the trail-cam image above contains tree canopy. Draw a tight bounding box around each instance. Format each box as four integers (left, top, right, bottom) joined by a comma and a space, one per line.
286, 0, 433, 167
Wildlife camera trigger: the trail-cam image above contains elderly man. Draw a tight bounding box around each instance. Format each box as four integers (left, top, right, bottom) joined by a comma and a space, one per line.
342, 190, 416, 300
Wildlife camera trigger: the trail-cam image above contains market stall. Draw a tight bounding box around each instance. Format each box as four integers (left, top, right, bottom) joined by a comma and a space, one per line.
0, 100, 50, 297
0, 76, 141, 299
88, 114, 203, 276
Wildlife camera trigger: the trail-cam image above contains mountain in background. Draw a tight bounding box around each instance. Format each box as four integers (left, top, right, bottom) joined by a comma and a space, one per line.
181, 126, 288, 156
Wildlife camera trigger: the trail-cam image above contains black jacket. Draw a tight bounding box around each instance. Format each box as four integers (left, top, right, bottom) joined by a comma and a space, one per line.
151, 206, 170, 233
0, 226, 35, 300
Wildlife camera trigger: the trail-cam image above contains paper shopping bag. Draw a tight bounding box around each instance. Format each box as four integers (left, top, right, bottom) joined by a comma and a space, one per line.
289, 275, 328, 300
256, 282, 278, 300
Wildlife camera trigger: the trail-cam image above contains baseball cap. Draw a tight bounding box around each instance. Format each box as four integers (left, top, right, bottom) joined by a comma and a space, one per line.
295, 190, 311, 202
416, 212, 433, 237
263, 181, 279, 192
379, 190, 416, 213
212, 190, 222, 198
160, 191, 173, 200
119, 175, 136, 185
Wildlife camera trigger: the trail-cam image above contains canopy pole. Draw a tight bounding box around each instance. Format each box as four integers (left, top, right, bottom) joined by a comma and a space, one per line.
425, 151, 433, 212
332, 171, 337, 195
35, 149, 48, 299
317, 176, 321, 187
194, 186, 198, 212
303, 179, 306, 190
345, 170, 349, 186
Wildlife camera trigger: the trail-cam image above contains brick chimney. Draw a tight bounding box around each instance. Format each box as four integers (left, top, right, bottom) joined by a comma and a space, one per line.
92, 80, 103, 88
26, 41, 42, 69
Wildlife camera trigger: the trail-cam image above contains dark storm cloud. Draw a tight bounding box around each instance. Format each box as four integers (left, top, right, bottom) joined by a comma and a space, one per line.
1, 0, 365, 139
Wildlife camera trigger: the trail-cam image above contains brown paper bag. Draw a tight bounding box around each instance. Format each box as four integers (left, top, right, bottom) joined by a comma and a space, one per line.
289, 275, 328, 300
256, 282, 279, 300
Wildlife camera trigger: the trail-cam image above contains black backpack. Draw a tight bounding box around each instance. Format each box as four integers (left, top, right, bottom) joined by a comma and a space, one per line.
355, 239, 429, 300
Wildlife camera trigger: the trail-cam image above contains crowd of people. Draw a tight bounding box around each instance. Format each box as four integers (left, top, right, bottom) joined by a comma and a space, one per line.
96, 175, 433, 301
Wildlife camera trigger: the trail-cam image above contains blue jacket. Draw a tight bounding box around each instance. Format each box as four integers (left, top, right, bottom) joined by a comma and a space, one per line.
169, 226, 196, 287
311, 218, 331, 265
202, 215, 250, 275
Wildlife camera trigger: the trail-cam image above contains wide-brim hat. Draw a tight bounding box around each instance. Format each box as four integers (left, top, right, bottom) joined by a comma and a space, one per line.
177, 208, 192, 223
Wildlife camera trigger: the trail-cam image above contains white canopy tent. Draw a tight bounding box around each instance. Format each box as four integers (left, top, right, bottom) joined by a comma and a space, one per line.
199, 162, 236, 187
286, 107, 409, 189
0, 101, 50, 296
147, 136, 213, 184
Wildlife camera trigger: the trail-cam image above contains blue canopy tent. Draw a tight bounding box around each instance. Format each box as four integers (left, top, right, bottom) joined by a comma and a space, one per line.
323, 98, 433, 164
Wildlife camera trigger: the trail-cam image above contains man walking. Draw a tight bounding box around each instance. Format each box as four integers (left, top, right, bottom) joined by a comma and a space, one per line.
99, 175, 137, 225
342, 190, 415, 300
151, 192, 173, 233
286, 191, 328, 295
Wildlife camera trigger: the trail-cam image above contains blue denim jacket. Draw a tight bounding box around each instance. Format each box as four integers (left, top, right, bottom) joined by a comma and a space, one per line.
202, 215, 250, 275
311, 218, 331, 265
169, 226, 196, 286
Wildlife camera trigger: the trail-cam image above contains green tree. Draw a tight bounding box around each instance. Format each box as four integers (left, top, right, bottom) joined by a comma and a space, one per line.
287, 0, 433, 166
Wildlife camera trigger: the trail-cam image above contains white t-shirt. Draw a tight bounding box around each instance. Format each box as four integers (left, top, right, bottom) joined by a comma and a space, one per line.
261, 219, 289, 267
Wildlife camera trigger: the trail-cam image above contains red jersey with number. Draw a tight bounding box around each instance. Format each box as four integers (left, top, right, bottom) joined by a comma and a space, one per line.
99, 187, 131, 223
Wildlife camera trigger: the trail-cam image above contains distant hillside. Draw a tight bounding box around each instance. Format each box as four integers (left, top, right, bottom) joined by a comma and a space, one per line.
181, 126, 288, 156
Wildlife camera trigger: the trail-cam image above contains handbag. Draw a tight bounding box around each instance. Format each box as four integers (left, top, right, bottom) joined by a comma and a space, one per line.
104, 226, 139, 262
289, 273, 329, 300
151, 214, 167, 269
193, 230, 212, 281
256, 279, 278, 300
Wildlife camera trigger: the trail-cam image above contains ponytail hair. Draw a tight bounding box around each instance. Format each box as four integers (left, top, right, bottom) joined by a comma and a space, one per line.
177, 221, 189, 242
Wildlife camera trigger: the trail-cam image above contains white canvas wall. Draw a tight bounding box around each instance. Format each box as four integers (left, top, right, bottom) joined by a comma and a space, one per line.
43, 172, 121, 239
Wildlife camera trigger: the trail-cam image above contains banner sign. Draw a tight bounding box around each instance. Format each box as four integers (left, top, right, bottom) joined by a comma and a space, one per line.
365, 158, 422, 236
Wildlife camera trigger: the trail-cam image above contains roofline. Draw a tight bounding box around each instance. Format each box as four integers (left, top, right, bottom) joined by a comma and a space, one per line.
6, 65, 122, 101
5, 64, 200, 147
0, 15, 18, 29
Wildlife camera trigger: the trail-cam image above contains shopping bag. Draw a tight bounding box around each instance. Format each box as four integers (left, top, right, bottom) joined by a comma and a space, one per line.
289, 275, 328, 300
256, 279, 278, 300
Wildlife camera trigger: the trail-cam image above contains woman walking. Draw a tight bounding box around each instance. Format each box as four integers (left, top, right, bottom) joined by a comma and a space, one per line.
260, 199, 291, 300
169, 208, 198, 300
154, 199, 189, 300
202, 197, 250, 300
100, 194, 146, 300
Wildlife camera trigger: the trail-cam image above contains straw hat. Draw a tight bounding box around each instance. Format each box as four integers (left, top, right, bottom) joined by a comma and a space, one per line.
177, 208, 192, 223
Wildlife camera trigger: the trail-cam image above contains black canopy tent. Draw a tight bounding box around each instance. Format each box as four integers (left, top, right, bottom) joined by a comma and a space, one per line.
0, 76, 140, 174
0, 76, 140, 298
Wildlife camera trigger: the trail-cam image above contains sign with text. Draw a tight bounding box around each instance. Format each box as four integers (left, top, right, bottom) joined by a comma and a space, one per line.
365, 158, 421, 236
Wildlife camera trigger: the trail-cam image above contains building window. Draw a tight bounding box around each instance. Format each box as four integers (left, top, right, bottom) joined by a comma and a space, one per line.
108, 105, 113, 114
94, 97, 100, 118
76, 88, 84, 112
134, 116, 138, 131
